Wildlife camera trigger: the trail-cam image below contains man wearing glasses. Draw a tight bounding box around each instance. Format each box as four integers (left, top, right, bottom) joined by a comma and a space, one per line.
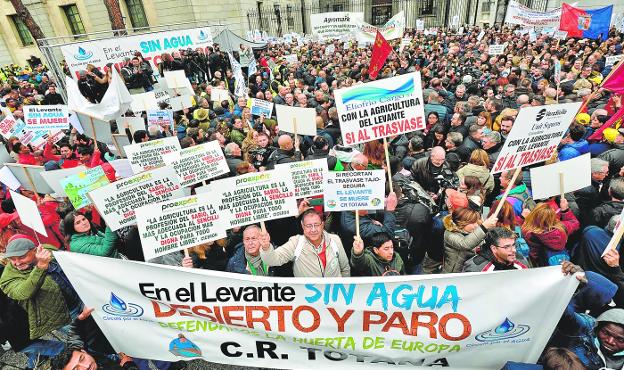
463, 227, 528, 272
259, 209, 350, 278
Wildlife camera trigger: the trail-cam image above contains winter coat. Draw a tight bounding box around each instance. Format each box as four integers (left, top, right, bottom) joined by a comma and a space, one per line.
442, 215, 488, 273
0, 245, 71, 339
411, 156, 451, 193
340, 211, 396, 244
591, 200, 624, 228
523, 209, 579, 266
69, 226, 119, 258
574, 181, 604, 226
559, 140, 590, 161
599, 148, 624, 177
496, 183, 535, 222
229, 128, 246, 147
350, 248, 405, 276
456, 136, 482, 163
226, 243, 274, 276
462, 245, 529, 272
260, 232, 350, 277
456, 163, 495, 194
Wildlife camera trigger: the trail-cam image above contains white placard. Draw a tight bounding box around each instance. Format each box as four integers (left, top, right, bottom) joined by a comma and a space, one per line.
276, 158, 328, 199
4, 163, 54, 194
23, 105, 69, 131
488, 44, 505, 55
168, 95, 193, 111
68, 113, 84, 134
310, 12, 365, 39
416, 19, 425, 31
117, 116, 145, 138
76, 113, 114, 145
492, 102, 582, 174
334, 72, 425, 146
530, 154, 591, 200
161, 141, 229, 187
11, 190, 47, 236
111, 134, 131, 158
284, 54, 298, 64
136, 192, 227, 260
210, 89, 230, 102
108, 159, 134, 179
124, 136, 181, 173
130, 92, 159, 113
0, 145, 15, 164
89, 166, 184, 231
0, 166, 21, 191
323, 170, 386, 211
250, 98, 274, 117
504, 0, 562, 28
606, 55, 623, 67
275, 105, 317, 136
554, 30, 568, 40
163, 70, 189, 89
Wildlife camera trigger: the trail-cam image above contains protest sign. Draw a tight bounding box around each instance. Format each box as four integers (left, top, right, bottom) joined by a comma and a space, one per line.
111, 134, 131, 158
276, 159, 328, 199
356, 11, 405, 43
492, 102, 582, 174
399, 38, 410, 53
61, 26, 213, 79
210, 89, 230, 103
23, 105, 69, 131
11, 190, 47, 236
40, 165, 88, 196
477, 30, 485, 41
504, 0, 562, 27
162, 141, 229, 187
488, 44, 505, 55
554, 30, 568, 40
416, 19, 425, 31
0, 166, 21, 191
76, 113, 114, 145
4, 163, 53, 194
323, 170, 386, 211
530, 154, 591, 199
249, 98, 274, 117
606, 55, 624, 67
154, 89, 171, 106
29, 130, 65, 151
334, 72, 425, 146
209, 167, 298, 228
325, 44, 336, 56
283, 54, 298, 64
117, 116, 145, 137
55, 252, 579, 369
89, 166, 184, 231
529, 29, 537, 42
124, 136, 181, 173
0, 115, 20, 139
68, 113, 84, 134
168, 95, 193, 111
130, 91, 159, 113
310, 12, 364, 39
147, 110, 174, 129
108, 159, 134, 178
60, 166, 110, 209
136, 192, 227, 260
164, 70, 190, 89
275, 105, 317, 136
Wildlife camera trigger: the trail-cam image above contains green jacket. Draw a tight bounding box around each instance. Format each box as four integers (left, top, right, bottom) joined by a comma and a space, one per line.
70, 227, 119, 258
230, 128, 246, 148
0, 245, 71, 339
350, 248, 405, 276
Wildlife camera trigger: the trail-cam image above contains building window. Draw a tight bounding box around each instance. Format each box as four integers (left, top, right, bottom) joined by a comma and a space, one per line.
333, 4, 344, 11
125, 0, 149, 29
62, 4, 86, 37
10, 15, 33, 46
371, 0, 392, 26
482, 1, 492, 12
421, 0, 434, 15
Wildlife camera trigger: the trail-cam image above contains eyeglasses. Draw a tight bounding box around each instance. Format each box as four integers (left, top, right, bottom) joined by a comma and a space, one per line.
495, 244, 517, 251
243, 237, 258, 242
303, 223, 323, 230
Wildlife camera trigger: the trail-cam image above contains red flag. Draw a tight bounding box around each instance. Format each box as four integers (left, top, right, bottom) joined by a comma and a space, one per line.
587, 104, 624, 142
369, 31, 392, 80
602, 60, 624, 94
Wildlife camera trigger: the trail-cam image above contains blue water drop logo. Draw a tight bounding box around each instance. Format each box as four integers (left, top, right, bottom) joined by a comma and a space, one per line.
78, 47, 86, 56
74, 46, 93, 60
110, 292, 127, 311
494, 318, 515, 334
198, 30, 207, 40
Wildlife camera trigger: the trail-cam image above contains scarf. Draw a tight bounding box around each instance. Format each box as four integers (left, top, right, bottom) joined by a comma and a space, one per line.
245, 252, 267, 276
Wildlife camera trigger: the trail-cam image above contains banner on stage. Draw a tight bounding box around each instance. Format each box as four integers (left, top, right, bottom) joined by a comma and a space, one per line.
492, 102, 581, 174
310, 12, 364, 39
334, 72, 425, 145
89, 166, 184, 231
54, 252, 579, 370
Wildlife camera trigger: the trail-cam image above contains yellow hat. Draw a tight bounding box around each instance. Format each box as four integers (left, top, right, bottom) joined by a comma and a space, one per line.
576, 113, 590, 125
603, 128, 618, 144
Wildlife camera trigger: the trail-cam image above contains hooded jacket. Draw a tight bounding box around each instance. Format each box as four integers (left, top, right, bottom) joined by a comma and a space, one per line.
456, 163, 495, 194
559, 140, 590, 161
350, 248, 405, 276
442, 215, 488, 273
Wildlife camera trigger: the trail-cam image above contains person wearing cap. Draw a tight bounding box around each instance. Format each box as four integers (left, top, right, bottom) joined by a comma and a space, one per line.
0, 235, 81, 341
576, 112, 591, 127
442, 206, 497, 273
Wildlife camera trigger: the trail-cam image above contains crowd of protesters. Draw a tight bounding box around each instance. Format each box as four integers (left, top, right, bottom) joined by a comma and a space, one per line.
1, 22, 624, 370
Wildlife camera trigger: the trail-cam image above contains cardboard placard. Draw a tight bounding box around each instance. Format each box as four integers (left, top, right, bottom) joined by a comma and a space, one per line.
492, 102, 582, 174
116, 116, 145, 138
334, 72, 426, 145
136, 192, 227, 260
161, 141, 229, 187
60, 166, 111, 209
0, 166, 21, 191
124, 136, 181, 173
323, 170, 386, 211
89, 166, 184, 231
11, 190, 47, 236
275, 105, 317, 136
111, 134, 131, 158
130, 92, 159, 113
606, 55, 623, 67
210, 89, 230, 103
4, 163, 54, 194
147, 110, 173, 129
0, 115, 20, 139
76, 113, 114, 145
530, 154, 591, 200
275, 159, 328, 199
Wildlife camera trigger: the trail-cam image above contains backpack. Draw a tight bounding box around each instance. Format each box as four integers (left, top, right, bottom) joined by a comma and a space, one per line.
393, 228, 413, 263
508, 190, 537, 211
399, 181, 439, 215
514, 226, 530, 260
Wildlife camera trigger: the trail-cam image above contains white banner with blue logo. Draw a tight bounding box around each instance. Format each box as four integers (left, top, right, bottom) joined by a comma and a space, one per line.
334, 71, 426, 146
60, 27, 213, 79
54, 252, 578, 369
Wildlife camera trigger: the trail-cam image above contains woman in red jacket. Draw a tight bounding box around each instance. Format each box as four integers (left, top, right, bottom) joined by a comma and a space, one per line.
521, 197, 580, 267
13, 143, 41, 166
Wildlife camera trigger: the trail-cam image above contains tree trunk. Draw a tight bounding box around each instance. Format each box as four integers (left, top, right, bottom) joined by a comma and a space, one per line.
10, 0, 45, 41
103, 0, 127, 36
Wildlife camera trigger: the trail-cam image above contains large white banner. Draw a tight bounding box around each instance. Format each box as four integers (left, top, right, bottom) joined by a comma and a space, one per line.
54, 252, 579, 369
310, 12, 364, 39
355, 11, 406, 43
492, 102, 581, 174
504, 0, 561, 28
61, 26, 213, 78
335, 72, 425, 146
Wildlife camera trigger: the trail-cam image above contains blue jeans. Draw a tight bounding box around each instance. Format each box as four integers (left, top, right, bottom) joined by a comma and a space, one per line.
21, 339, 65, 368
